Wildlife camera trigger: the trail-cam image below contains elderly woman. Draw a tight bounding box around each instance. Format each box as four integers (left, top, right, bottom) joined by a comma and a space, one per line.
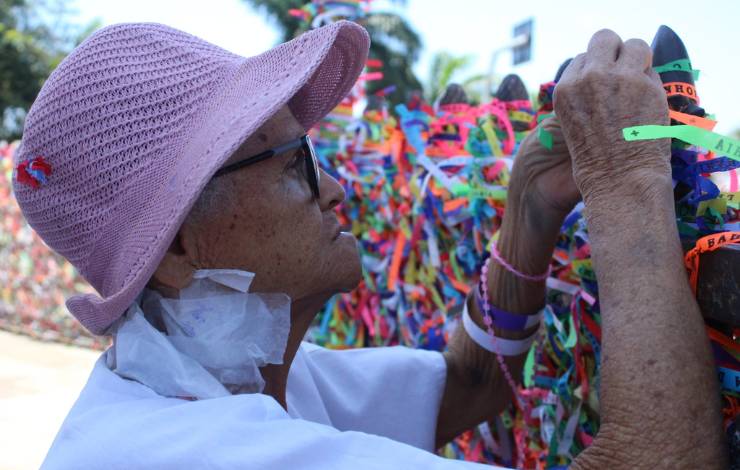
14, 21, 723, 469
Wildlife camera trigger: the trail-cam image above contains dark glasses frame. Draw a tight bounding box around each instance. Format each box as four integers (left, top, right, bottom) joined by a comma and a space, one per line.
213, 134, 320, 199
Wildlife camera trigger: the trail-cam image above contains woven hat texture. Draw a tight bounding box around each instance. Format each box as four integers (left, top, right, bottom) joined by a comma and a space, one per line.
13, 21, 369, 334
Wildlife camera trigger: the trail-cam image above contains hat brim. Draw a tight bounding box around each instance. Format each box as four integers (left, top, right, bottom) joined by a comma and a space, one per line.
67, 21, 370, 335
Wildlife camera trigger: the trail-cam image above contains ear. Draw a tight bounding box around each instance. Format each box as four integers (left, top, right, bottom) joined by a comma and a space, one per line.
149, 231, 197, 294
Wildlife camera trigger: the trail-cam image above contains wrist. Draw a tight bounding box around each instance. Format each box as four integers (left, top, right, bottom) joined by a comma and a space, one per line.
584, 181, 685, 290
582, 170, 674, 232
506, 176, 571, 236
465, 293, 539, 342
498, 187, 566, 274
487, 191, 563, 315
576, 148, 672, 209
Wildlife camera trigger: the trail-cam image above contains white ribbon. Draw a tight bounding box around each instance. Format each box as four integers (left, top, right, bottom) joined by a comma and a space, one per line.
461, 301, 539, 356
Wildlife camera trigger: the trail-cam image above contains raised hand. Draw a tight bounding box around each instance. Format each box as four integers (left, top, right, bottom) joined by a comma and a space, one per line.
508, 115, 580, 224
555, 29, 726, 470
553, 29, 671, 206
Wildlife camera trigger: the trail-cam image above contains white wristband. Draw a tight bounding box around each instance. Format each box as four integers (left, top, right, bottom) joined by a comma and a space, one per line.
461, 302, 539, 356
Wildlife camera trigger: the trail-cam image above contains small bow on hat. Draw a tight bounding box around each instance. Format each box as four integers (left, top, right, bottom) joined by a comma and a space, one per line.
16, 156, 52, 189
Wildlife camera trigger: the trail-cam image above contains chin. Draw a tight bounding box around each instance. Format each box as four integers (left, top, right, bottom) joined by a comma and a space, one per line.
332, 234, 363, 292
339, 264, 362, 292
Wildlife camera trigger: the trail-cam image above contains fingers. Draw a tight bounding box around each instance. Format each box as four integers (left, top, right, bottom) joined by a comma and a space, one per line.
558, 53, 586, 84
645, 67, 670, 124
585, 29, 622, 66
619, 38, 666, 118
552, 54, 584, 115
646, 66, 663, 87
618, 38, 652, 72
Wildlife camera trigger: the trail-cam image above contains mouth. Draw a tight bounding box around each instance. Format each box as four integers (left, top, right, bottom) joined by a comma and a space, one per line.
333, 223, 352, 241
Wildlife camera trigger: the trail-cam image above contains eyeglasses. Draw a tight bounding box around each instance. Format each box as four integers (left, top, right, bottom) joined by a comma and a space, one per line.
213, 134, 320, 199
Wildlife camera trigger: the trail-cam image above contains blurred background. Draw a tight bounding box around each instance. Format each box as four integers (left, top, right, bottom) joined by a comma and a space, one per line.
1, 0, 738, 469
3, 0, 740, 141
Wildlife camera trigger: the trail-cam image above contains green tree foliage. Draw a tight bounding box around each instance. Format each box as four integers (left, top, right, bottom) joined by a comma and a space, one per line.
243, 0, 422, 105
0, 0, 99, 140
425, 51, 488, 105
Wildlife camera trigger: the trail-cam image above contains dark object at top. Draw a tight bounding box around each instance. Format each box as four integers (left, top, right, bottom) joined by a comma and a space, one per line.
651, 25, 705, 117
690, 242, 740, 329
438, 83, 469, 106
554, 58, 572, 83
495, 74, 529, 103
659, 24, 740, 331
496, 74, 530, 132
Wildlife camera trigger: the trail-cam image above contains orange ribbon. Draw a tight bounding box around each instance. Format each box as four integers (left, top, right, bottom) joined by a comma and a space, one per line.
663, 82, 700, 103
668, 110, 717, 131
684, 231, 740, 293
387, 231, 407, 291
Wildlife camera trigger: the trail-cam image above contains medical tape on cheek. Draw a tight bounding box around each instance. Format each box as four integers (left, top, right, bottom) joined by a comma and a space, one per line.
662, 82, 700, 103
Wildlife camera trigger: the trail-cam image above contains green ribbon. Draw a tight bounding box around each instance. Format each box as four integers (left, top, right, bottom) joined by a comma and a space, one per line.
523, 345, 536, 388
563, 313, 577, 349
538, 112, 554, 124
623, 125, 740, 162
653, 59, 700, 80
537, 113, 555, 150
451, 182, 507, 200
539, 126, 554, 150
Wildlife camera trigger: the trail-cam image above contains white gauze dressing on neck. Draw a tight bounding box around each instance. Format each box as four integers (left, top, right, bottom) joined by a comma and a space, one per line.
106, 269, 291, 399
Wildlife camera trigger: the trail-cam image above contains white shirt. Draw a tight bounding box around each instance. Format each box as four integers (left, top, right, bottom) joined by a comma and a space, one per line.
41, 342, 507, 469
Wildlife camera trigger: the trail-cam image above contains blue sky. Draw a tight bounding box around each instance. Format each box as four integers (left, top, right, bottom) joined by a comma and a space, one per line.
71, 0, 740, 132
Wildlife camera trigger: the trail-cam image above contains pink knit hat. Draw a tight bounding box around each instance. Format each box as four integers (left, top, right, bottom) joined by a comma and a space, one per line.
12, 21, 369, 335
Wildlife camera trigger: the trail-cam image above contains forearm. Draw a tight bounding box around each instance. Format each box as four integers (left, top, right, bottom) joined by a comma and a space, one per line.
437, 187, 565, 446
437, 112, 579, 447
488, 187, 562, 314
572, 179, 726, 469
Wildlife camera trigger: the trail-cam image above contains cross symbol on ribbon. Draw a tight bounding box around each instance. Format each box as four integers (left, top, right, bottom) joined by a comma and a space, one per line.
631, 130, 640, 137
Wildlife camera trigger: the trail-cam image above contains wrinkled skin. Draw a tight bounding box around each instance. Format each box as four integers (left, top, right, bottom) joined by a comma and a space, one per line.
554, 32, 671, 204
555, 30, 725, 469
150, 105, 362, 304
509, 115, 580, 226
148, 29, 725, 468
441, 30, 725, 469
149, 106, 363, 408
437, 100, 582, 447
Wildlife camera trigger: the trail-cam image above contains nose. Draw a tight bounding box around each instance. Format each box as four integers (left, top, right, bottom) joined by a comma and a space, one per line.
317, 168, 345, 212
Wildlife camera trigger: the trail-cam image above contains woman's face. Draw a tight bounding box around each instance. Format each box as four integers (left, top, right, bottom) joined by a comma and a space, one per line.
156, 105, 362, 302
